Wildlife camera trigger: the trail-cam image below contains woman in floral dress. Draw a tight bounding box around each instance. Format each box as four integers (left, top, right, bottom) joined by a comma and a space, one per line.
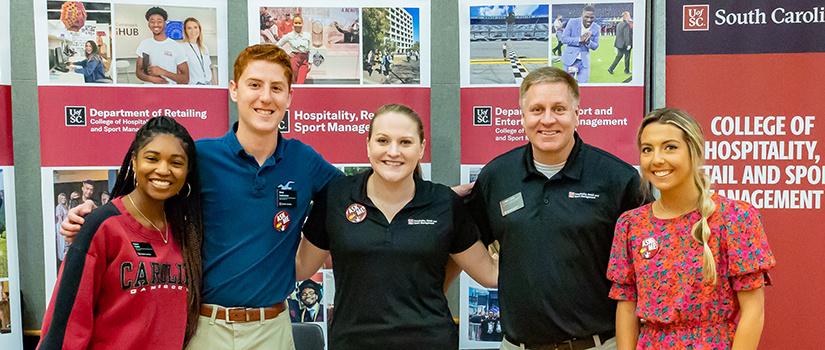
607, 108, 775, 350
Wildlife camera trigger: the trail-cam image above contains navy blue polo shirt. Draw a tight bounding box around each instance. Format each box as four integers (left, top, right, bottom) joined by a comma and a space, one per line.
466, 133, 647, 345
303, 170, 479, 350
197, 124, 340, 308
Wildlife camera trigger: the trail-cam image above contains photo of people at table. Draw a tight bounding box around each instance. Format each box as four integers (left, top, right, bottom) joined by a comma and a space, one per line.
44, 2, 220, 86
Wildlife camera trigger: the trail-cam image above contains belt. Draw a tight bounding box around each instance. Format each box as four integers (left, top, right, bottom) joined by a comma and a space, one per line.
200, 301, 286, 323
506, 330, 615, 350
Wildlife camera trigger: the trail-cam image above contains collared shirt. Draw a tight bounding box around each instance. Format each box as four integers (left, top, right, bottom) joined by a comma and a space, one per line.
466, 133, 647, 345
197, 123, 340, 308
303, 170, 479, 350
277, 31, 312, 53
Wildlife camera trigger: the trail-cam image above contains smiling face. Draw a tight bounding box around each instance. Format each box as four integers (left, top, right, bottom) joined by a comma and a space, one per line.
300, 288, 318, 307
520, 82, 579, 165
147, 14, 166, 36
85, 42, 93, 55
82, 182, 94, 200
582, 10, 595, 28
367, 111, 425, 184
229, 59, 293, 137
639, 123, 695, 196
58, 193, 67, 205
131, 134, 189, 203
293, 16, 303, 33
185, 20, 201, 44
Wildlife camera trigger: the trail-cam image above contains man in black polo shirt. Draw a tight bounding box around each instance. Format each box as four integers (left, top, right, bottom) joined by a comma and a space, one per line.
467, 67, 645, 350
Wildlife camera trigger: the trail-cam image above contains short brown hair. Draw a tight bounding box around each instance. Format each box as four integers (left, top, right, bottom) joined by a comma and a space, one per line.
519, 66, 580, 106
233, 44, 293, 86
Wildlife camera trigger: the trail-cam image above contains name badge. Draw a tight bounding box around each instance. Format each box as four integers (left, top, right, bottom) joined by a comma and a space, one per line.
131, 242, 156, 257
278, 190, 297, 207
499, 192, 524, 217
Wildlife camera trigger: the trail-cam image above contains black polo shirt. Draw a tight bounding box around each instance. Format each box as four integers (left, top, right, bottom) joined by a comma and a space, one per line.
466, 133, 646, 345
303, 170, 479, 350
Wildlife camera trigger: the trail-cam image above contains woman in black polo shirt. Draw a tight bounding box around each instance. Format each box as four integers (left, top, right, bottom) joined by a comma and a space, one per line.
296, 104, 498, 349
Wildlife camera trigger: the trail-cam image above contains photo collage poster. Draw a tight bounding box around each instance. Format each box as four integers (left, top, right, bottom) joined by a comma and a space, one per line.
458, 0, 646, 183
33, 0, 230, 295
0, 0, 22, 348
248, 0, 432, 178
666, 1, 825, 347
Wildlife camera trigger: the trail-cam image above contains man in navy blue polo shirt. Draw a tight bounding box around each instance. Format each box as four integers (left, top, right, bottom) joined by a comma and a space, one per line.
467, 67, 646, 350
63, 44, 340, 349
186, 44, 339, 349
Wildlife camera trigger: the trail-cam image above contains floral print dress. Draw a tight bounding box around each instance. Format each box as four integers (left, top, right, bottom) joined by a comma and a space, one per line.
607, 194, 775, 349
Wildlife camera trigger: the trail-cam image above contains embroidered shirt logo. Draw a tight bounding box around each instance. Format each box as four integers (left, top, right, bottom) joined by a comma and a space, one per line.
640, 237, 659, 259
408, 219, 438, 225
568, 191, 600, 199
277, 181, 295, 190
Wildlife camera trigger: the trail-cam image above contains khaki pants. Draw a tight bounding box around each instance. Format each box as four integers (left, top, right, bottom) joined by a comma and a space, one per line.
501, 336, 618, 350
185, 303, 295, 350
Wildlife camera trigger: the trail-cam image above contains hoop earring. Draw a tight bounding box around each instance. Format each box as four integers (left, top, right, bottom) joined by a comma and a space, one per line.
133, 173, 138, 189
179, 182, 191, 198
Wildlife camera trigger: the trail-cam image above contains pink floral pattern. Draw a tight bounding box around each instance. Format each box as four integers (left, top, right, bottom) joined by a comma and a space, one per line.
607, 194, 775, 349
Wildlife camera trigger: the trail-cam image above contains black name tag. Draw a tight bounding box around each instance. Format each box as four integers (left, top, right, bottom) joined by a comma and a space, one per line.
278, 190, 297, 207
132, 242, 156, 257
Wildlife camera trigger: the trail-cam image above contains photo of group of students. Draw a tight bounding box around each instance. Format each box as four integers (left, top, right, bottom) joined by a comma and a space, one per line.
37, 41, 774, 350
51, 171, 113, 268
258, 6, 421, 85
44, 1, 219, 86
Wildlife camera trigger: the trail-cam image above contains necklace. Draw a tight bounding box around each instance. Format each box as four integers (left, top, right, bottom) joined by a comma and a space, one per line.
655, 200, 694, 218
127, 194, 169, 244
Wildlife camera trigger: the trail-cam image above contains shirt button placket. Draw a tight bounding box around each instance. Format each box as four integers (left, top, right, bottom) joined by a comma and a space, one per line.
385, 225, 392, 246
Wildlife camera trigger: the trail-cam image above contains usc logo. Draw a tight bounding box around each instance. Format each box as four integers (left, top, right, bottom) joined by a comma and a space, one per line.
683, 5, 710, 31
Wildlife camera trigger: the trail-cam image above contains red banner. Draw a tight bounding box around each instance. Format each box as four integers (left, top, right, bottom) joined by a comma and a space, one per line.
667, 31, 825, 350
38, 86, 229, 167
461, 86, 644, 165
0, 85, 11, 165
286, 87, 431, 164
